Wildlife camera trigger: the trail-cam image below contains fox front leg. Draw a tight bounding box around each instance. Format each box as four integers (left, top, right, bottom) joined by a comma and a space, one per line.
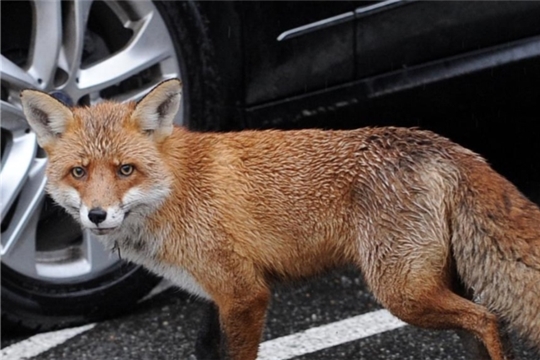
215, 289, 271, 360
195, 302, 223, 360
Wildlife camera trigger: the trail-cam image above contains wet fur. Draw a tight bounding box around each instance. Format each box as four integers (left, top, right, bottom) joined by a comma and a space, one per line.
21, 82, 540, 360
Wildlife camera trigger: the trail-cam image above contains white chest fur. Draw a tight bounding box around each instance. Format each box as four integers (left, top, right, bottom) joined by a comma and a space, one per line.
148, 261, 211, 300
105, 221, 212, 301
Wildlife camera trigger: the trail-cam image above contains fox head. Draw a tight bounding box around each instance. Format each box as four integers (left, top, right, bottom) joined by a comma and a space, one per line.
20, 79, 182, 236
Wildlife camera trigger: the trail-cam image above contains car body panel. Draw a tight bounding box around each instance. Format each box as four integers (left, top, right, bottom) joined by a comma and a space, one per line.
355, 1, 540, 78
241, 1, 359, 105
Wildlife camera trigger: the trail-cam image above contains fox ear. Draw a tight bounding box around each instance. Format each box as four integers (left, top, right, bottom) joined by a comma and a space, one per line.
131, 79, 182, 142
20, 90, 75, 148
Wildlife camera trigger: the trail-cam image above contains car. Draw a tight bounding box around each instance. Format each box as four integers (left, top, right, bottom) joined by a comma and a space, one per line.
2, 0, 540, 333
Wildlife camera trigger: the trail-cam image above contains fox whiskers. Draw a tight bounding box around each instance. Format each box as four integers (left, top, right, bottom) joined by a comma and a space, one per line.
112, 241, 122, 260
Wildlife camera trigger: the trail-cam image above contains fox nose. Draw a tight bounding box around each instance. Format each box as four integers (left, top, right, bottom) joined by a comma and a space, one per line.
88, 207, 107, 225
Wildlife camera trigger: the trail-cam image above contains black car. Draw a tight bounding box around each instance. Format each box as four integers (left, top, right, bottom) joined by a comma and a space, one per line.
2, 0, 539, 332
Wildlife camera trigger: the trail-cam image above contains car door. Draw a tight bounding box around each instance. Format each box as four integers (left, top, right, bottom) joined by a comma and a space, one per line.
241, 1, 360, 106
355, 0, 540, 78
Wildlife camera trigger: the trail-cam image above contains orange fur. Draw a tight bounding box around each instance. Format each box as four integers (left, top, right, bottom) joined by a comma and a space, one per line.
21, 80, 540, 360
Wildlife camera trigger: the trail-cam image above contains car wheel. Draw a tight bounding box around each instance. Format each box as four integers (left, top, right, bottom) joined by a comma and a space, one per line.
1, 0, 218, 333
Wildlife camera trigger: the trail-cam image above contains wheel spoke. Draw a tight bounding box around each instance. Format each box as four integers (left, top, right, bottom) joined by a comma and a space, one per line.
1, 56, 38, 89
109, 79, 183, 125
0, 102, 33, 217
27, 0, 62, 88
33, 230, 119, 279
1, 157, 46, 257
110, 79, 167, 103
1, 100, 29, 133
82, 230, 120, 274
77, 11, 174, 94
0, 201, 40, 278
0, 133, 39, 222
60, 0, 94, 76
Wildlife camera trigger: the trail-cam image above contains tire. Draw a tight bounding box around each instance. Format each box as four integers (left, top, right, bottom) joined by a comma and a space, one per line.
1, 263, 158, 333
1, 0, 219, 333
154, 1, 224, 131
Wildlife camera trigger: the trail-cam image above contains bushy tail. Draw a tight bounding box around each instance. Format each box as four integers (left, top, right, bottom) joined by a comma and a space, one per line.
451, 161, 540, 348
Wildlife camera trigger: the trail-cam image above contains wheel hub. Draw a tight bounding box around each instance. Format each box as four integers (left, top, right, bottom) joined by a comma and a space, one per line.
1, 0, 181, 282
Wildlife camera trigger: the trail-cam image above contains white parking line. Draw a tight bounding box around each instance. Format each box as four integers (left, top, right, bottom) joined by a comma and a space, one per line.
1, 309, 406, 360
138, 279, 175, 302
258, 309, 406, 360
1, 324, 95, 360
1, 281, 175, 360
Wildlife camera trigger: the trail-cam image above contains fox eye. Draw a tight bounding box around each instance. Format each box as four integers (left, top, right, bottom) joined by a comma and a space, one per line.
71, 166, 86, 179
118, 164, 134, 177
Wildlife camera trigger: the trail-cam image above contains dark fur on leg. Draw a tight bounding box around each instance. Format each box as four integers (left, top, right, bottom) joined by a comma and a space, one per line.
453, 276, 515, 359
195, 302, 223, 360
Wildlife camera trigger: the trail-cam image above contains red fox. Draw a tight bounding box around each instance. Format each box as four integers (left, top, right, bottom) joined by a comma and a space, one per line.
21, 79, 539, 360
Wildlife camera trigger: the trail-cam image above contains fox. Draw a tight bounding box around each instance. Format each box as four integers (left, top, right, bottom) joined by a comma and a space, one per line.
20, 79, 540, 360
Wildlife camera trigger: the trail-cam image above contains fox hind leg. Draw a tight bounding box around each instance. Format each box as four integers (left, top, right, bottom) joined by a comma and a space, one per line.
455, 327, 515, 360
453, 284, 515, 360
372, 270, 509, 360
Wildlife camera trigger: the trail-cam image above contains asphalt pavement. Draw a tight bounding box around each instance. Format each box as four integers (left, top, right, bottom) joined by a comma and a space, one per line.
2, 267, 538, 360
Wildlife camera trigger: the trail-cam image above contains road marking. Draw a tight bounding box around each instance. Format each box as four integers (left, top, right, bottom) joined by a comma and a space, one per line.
0, 280, 175, 360
138, 279, 174, 302
1, 307, 406, 360
258, 309, 407, 360
1, 324, 95, 360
